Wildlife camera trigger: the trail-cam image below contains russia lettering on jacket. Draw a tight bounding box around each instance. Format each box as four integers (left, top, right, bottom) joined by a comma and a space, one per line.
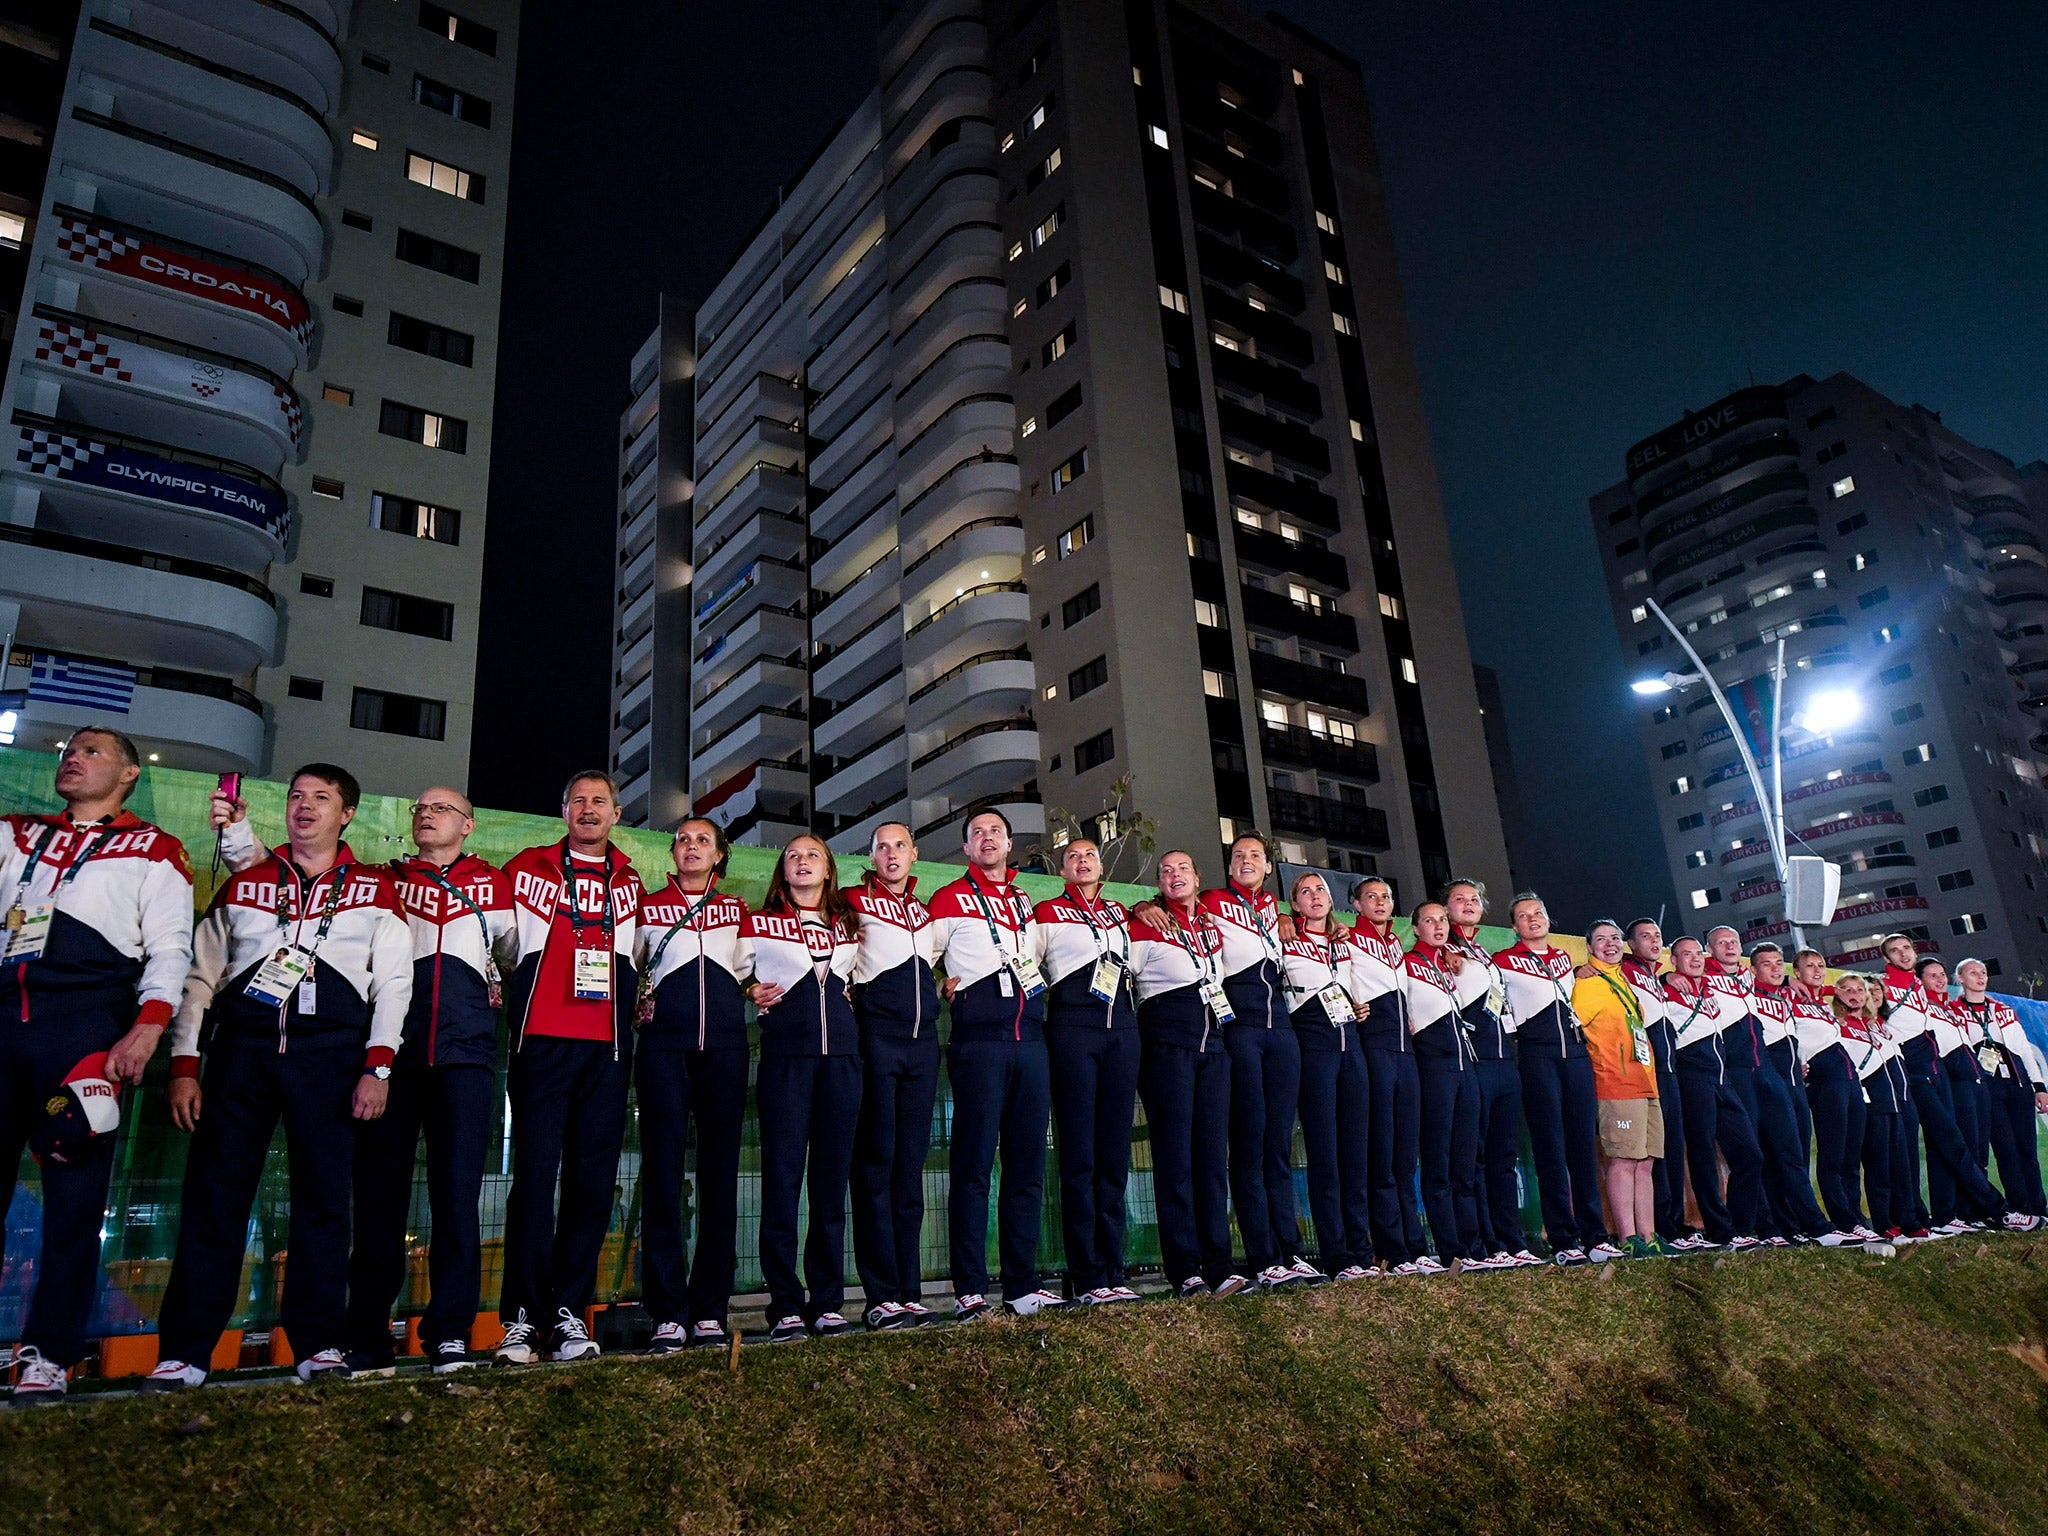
745, 907, 857, 1056
926, 870, 1045, 1042
845, 875, 940, 1038
636, 881, 751, 1051
502, 841, 643, 1050
389, 852, 515, 1067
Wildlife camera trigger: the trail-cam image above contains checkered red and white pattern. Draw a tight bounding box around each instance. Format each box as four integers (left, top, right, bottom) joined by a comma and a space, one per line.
274, 383, 303, 443
54, 216, 143, 269
34, 321, 131, 381
15, 426, 107, 480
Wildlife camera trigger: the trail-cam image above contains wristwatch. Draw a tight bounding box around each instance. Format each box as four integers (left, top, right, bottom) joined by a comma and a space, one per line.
367, 1064, 393, 1081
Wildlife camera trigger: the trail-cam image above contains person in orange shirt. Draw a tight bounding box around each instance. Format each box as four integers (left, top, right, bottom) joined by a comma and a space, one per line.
1570, 920, 1665, 1257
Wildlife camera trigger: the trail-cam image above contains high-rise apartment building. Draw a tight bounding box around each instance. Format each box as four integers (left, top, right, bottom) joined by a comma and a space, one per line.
670, 0, 1508, 898
1592, 372, 2048, 976
609, 295, 695, 830
0, 0, 516, 793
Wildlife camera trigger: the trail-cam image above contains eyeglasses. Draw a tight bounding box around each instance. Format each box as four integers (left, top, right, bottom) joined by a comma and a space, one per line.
411, 802, 468, 818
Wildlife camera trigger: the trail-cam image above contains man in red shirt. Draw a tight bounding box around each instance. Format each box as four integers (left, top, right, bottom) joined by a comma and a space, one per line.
496, 771, 644, 1364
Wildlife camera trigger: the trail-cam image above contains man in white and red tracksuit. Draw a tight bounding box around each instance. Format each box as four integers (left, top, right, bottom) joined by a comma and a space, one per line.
148, 763, 412, 1389
496, 770, 643, 1364
2, 726, 192, 1402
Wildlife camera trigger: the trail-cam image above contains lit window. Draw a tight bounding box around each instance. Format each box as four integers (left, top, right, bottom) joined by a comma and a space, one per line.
1685, 850, 1709, 868
1399, 657, 1418, 684
1194, 599, 1222, 627
1235, 506, 1262, 530
1212, 332, 1241, 353
1670, 776, 1691, 795
1043, 684, 1058, 701
1029, 101, 1049, 132
353, 129, 380, 150
1148, 125, 1170, 149
1133, 66, 1143, 85
1690, 887, 1717, 909
1020, 417, 1037, 437
406, 151, 483, 202
1278, 524, 1300, 544
1379, 593, 1402, 619
1324, 260, 1346, 284
1874, 624, 1903, 645
1832, 476, 1855, 498
1000, 130, 1015, 153
1158, 285, 1188, 313
1629, 604, 1647, 623
1621, 570, 1648, 588
1316, 210, 1337, 234
1332, 313, 1355, 336
1951, 913, 1989, 935
1007, 240, 1025, 263
1348, 419, 1364, 441
1219, 816, 1238, 843
322, 383, 354, 406
1292, 68, 1306, 85
1202, 670, 1237, 699
1031, 545, 1048, 564
1057, 515, 1094, 556
1032, 206, 1063, 248
1013, 296, 1028, 317
1050, 447, 1087, 493
1040, 146, 1063, 178
1260, 698, 1289, 725
1903, 744, 1934, 765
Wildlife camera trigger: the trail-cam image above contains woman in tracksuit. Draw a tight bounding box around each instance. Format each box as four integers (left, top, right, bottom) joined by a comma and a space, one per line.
1953, 958, 2048, 1229
1933, 961, 1995, 1196
634, 817, 753, 1353
1037, 837, 1142, 1306
1348, 877, 1428, 1275
1444, 883, 1532, 1268
1788, 949, 1873, 1242
1836, 973, 1911, 1243
1129, 850, 1247, 1299
1201, 833, 1319, 1288
1662, 936, 1765, 1251
1280, 873, 1375, 1280
746, 834, 863, 1343
1884, 950, 2004, 1233
1401, 902, 1479, 1270
1747, 944, 1840, 1244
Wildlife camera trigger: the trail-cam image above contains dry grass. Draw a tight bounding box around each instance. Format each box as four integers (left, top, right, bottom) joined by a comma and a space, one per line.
8, 1240, 2048, 1535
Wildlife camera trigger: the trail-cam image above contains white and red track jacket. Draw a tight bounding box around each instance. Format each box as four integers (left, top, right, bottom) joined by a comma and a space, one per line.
1401, 941, 1467, 1063
171, 843, 411, 1072
1449, 929, 1510, 1059
1926, 990, 1971, 1060
1704, 958, 1764, 1066
1785, 983, 1843, 1065
745, 903, 857, 1056
1620, 957, 1675, 1072
1954, 995, 2046, 1089
845, 874, 940, 1038
1837, 1002, 1897, 1081
1280, 922, 1355, 1051
1879, 963, 1942, 1069
503, 840, 644, 1052
927, 867, 1045, 1042
1493, 940, 1583, 1058
1035, 883, 1135, 1029
637, 878, 751, 1052
1750, 980, 1795, 1049
1661, 971, 1738, 1066
1346, 920, 1407, 1052
1199, 881, 1285, 1026
1127, 897, 1228, 1051
1, 809, 191, 1028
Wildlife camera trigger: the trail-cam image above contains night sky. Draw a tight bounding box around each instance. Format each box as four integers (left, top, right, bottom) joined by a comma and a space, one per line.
471, 2, 2048, 931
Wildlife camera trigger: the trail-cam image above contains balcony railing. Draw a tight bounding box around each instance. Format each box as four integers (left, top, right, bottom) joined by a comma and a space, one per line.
693, 701, 804, 759
902, 515, 1023, 580
905, 579, 1027, 640
88, 18, 326, 131
1229, 522, 1348, 587
907, 646, 1031, 706
911, 715, 1036, 772
1238, 584, 1358, 651
7, 645, 261, 714
71, 109, 320, 219
0, 520, 275, 605
1257, 721, 1379, 781
1248, 651, 1370, 714
1266, 788, 1390, 849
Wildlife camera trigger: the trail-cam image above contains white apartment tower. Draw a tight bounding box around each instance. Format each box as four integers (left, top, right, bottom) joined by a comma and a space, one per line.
1593, 373, 2048, 977
0, 0, 516, 793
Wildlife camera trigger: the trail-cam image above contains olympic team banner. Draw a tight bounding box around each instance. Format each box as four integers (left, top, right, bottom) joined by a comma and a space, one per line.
14, 422, 290, 542
53, 210, 314, 349
32, 316, 302, 449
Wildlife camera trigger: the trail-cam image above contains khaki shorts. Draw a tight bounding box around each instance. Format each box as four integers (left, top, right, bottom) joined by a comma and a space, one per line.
1598, 1098, 1664, 1160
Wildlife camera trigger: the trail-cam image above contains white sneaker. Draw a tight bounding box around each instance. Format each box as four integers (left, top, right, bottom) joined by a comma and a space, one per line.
1257, 1264, 1297, 1290
1387, 1260, 1426, 1277
1669, 1233, 1718, 1253
1213, 1273, 1252, 1297
863, 1302, 912, 1332
953, 1293, 990, 1321
2004, 1212, 2043, 1233
496, 1315, 539, 1365
1552, 1247, 1588, 1267
430, 1339, 475, 1374
1412, 1255, 1448, 1275
140, 1358, 207, 1392
811, 1312, 852, 1337
1079, 1287, 1120, 1306
1817, 1230, 1857, 1248
1334, 1265, 1372, 1282
1727, 1235, 1763, 1252
1930, 1221, 1969, 1239
902, 1300, 937, 1327
766, 1315, 808, 1343
553, 1308, 600, 1361
646, 1321, 688, 1355
295, 1347, 347, 1382
1848, 1225, 1881, 1243
1107, 1286, 1143, 1304
10, 1346, 66, 1402
1587, 1242, 1626, 1263
1511, 1248, 1544, 1267
1006, 1288, 1068, 1317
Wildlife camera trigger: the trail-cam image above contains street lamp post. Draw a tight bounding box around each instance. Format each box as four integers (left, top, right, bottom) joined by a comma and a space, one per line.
1633, 597, 1807, 949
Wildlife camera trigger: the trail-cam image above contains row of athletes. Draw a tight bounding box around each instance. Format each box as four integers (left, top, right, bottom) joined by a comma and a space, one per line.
4, 732, 2044, 1402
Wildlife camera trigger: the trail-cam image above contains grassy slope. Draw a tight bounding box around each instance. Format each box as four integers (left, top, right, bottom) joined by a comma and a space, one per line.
7, 1242, 2048, 1536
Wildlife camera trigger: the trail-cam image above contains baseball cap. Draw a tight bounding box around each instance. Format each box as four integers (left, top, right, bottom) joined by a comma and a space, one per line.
31, 1053, 121, 1165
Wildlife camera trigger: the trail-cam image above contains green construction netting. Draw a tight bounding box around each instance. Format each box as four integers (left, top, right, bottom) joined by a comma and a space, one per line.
2, 746, 1536, 1346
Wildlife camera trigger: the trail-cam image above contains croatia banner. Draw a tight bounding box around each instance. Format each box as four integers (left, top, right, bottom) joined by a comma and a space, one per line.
54, 211, 314, 349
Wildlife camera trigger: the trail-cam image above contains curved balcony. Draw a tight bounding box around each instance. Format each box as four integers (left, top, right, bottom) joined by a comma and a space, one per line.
1625, 386, 1787, 493
914, 791, 1044, 845
7, 411, 288, 571
48, 206, 313, 377
809, 391, 893, 491
888, 219, 1005, 329
814, 607, 900, 702
813, 666, 905, 763
1729, 878, 1782, 909
692, 705, 807, 792
1649, 505, 1820, 603
910, 716, 1037, 804
63, 109, 323, 287
818, 733, 909, 817
886, 172, 999, 304
903, 581, 1029, 676
694, 556, 806, 644
0, 522, 278, 674
1797, 810, 1907, 847
692, 655, 807, 744
150, 0, 345, 115
906, 650, 1033, 734
9, 656, 266, 772
903, 521, 1023, 616
898, 453, 1019, 550
699, 415, 801, 513
693, 505, 804, 599
693, 604, 802, 690
895, 334, 1010, 449
1709, 769, 1892, 830
693, 462, 802, 558
895, 396, 1015, 509
79, 17, 335, 202
23, 307, 301, 473
1636, 431, 1801, 522
1826, 895, 1930, 929
275, 0, 348, 42
1640, 466, 1807, 553
813, 548, 901, 653
885, 130, 1000, 257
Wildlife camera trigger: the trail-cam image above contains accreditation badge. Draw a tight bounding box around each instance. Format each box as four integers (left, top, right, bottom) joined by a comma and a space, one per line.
1978, 1043, 2006, 1077
2, 902, 53, 964
1088, 953, 1124, 1002
573, 943, 613, 1001
246, 946, 313, 1008
1012, 953, 1047, 1000
1486, 980, 1507, 1019
1205, 981, 1237, 1024
1318, 983, 1353, 1025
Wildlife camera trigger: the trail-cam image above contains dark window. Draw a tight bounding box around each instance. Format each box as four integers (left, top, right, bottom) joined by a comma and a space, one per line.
379, 399, 467, 452
340, 208, 373, 231
1879, 662, 1912, 684
287, 676, 324, 700
395, 228, 481, 283
1637, 635, 1665, 655
331, 295, 365, 317
1050, 448, 1088, 494
351, 687, 446, 740
1676, 813, 1705, 830
1074, 728, 1114, 773
1937, 869, 1975, 892
1806, 406, 1837, 428
1858, 586, 1890, 609
1837, 511, 1868, 534
1660, 741, 1687, 759
387, 312, 474, 366
412, 74, 492, 128
1046, 383, 1083, 428
1913, 785, 1949, 808
1062, 584, 1100, 627
360, 51, 390, 73
1891, 702, 1925, 725
420, 1, 497, 54
1034, 262, 1069, 305
361, 586, 454, 640
373, 491, 461, 545
1613, 537, 1640, 556
1068, 655, 1107, 697
299, 574, 334, 598
1041, 321, 1077, 365
310, 475, 345, 499
1606, 505, 1633, 525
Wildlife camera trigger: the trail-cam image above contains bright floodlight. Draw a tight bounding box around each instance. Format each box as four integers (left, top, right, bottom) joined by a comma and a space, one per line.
1631, 677, 1674, 696
1801, 689, 1862, 732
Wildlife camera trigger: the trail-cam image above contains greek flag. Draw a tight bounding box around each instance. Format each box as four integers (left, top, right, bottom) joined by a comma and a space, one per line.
28, 654, 136, 714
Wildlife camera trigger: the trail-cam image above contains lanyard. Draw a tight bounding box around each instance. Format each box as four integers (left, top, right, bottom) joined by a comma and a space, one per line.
963, 868, 1024, 963
1667, 979, 1711, 1039
1069, 886, 1129, 964
11, 818, 114, 906
559, 844, 617, 943
1411, 948, 1458, 999
646, 880, 721, 977
1228, 884, 1281, 962
1162, 903, 1220, 985
276, 860, 352, 958
416, 857, 495, 960
1288, 924, 1342, 998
